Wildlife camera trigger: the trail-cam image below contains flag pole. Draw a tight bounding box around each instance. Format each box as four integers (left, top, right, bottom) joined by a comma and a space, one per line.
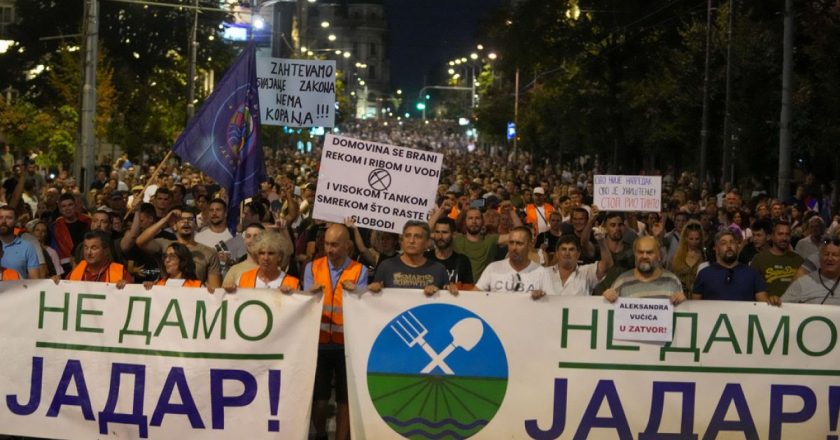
124, 150, 173, 219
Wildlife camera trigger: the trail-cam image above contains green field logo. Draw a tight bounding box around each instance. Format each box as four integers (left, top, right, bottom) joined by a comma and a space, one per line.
367, 304, 508, 439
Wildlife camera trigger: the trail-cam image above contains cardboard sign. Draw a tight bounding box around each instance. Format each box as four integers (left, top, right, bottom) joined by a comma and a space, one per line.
256, 57, 335, 127
313, 134, 442, 233
613, 297, 674, 342
594, 174, 662, 212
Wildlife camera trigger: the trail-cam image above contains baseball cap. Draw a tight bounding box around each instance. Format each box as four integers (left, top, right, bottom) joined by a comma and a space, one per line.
533, 187, 545, 195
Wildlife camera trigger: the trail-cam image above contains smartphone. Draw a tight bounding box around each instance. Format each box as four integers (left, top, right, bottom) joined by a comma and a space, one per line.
469, 198, 486, 209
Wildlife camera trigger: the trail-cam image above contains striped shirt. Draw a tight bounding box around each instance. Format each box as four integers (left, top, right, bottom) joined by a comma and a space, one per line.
612, 269, 683, 299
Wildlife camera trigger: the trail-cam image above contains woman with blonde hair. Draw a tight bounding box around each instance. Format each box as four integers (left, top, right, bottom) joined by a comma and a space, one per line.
669, 220, 706, 294
231, 230, 299, 292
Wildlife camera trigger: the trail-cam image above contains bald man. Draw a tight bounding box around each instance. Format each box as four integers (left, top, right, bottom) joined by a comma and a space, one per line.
603, 236, 686, 305
302, 224, 367, 440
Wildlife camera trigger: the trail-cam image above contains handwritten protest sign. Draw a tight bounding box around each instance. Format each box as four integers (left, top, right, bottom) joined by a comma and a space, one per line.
593, 174, 662, 212
613, 297, 673, 342
313, 134, 443, 234
256, 57, 335, 127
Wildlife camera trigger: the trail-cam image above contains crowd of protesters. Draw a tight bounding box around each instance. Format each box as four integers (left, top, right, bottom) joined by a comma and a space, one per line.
1, 119, 839, 439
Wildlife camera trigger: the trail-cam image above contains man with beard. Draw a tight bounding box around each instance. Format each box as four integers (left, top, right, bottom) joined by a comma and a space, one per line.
692, 230, 774, 303
784, 235, 840, 305
136, 208, 221, 289
369, 221, 451, 295
0, 205, 40, 279
475, 226, 552, 300
195, 198, 234, 249
603, 236, 685, 304
751, 221, 804, 297
593, 212, 636, 295
430, 203, 521, 279
426, 217, 474, 290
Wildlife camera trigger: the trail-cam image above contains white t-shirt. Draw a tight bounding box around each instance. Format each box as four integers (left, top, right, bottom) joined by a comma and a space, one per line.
476, 260, 553, 293
549, 262, 601, 296
195, 227, 233, 249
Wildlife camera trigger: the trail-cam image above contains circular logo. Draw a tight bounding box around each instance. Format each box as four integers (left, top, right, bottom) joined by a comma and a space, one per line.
224, 103, 256, 165
367, 304, 508, 439
368, 168, 392, 191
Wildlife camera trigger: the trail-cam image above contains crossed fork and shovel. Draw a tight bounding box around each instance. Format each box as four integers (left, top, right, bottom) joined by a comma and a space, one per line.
390, 311, 484, 375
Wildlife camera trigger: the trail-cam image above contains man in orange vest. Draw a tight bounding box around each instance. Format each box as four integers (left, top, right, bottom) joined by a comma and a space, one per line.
303, 224, 367, 440
66, 231, 131, 288
525, 187, 554, 236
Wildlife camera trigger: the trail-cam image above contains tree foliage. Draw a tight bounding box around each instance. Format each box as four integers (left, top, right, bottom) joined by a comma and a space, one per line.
477, 0, 840, 189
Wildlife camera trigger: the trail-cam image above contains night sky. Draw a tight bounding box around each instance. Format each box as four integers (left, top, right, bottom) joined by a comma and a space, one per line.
383, 0, 504, 98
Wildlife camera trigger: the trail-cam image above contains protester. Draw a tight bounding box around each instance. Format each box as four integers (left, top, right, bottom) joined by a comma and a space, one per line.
426, 217, 474, 290
603, 236, 685, 304
784, 236, 840, 305
475, 226, 552, 299
303, 224, 367, 440
232, 230, 300, 290
692, 230, 775, 303
368, 220, 452, 296
549, 233, 612, 296
65, 230, 131, 286
750, 221, 804, 297
135, 208, 222, 289
144, 242, 203, 289
0, 205, 40, 279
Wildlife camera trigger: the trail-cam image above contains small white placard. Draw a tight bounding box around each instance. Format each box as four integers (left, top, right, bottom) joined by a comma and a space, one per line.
613, 297, 673, 342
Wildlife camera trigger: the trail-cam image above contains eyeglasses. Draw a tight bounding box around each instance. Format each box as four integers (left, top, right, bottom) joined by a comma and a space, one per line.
823, 238, 840, 246
725, 268, 734, 285
513, 273, 523, 292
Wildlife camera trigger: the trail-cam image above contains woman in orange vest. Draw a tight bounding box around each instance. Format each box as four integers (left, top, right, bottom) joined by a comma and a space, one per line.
230, 231, 299, 292
143, 242, 203, 290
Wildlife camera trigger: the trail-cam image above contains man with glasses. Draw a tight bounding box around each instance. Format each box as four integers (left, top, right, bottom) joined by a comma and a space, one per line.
135, 207, 221, 289
783, 236, 840, 305
475, 226, 552, 299
691, 230, 775, 304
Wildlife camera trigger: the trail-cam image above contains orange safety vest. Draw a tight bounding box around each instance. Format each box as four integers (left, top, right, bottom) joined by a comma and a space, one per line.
525, 203, 554, 235
155, 278, 203, 288
0, 268, 20, 281
67, 261, 125, 282
312, 257, 363, 344
237, 268, 300, 290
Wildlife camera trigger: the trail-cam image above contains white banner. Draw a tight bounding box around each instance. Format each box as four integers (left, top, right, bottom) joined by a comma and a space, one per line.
0, 280, 322, 440
313, 134, 443, 233
594, 174, 662, 212
256, 56, 335, 127
345, 290, 840, 439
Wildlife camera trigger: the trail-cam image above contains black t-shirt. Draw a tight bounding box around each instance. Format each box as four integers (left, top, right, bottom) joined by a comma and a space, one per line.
66, 219, 90, 249
425, 250, 474, 285
373, 257, 449, 289
535, 231, 562, 252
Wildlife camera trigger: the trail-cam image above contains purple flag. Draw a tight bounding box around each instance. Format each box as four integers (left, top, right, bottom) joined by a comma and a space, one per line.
173, 43, 265, 233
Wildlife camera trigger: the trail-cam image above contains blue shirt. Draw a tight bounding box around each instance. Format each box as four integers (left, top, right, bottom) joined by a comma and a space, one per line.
693, 263, 766, 301
2, 236, 39, 279
303, 257, 368, 292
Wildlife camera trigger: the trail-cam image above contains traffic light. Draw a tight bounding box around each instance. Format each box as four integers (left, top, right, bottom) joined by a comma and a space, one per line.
416, 102, 426, 110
